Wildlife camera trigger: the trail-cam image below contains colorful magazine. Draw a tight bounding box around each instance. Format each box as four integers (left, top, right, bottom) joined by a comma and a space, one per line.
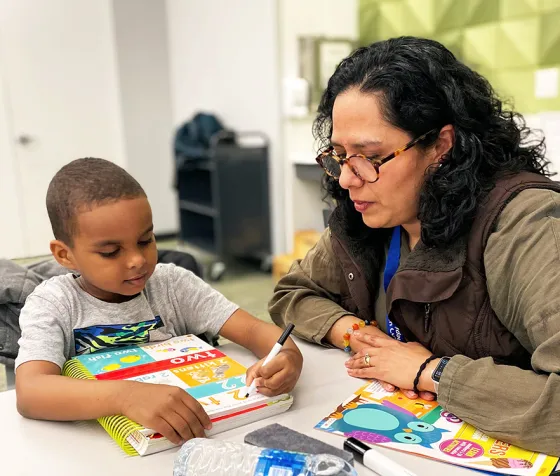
315, 380, 558, 475
63, 335, 293, 456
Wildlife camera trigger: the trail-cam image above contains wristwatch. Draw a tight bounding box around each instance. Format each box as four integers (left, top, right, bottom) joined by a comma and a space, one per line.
431, 356, 450, 394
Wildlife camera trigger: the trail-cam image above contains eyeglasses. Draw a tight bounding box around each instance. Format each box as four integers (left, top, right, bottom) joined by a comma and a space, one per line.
315, 129, 438, 183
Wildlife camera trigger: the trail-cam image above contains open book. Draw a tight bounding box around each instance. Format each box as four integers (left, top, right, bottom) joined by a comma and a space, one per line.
63, 335, 293, 456
315, 380, 558, 476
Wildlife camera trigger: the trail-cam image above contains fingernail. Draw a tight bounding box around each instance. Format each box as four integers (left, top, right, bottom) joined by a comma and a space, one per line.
354, 332, 361, 337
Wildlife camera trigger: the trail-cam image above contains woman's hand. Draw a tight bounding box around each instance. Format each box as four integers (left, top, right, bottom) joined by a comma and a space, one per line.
345, 331, 438, 401
350, 323, 393, 353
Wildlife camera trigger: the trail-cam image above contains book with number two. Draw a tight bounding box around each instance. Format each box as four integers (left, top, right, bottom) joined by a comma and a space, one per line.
63, 335, 293, 456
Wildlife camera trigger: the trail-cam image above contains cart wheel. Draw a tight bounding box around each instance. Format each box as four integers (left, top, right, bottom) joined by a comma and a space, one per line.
209, 261, 226, 282
260, 255, 273, 273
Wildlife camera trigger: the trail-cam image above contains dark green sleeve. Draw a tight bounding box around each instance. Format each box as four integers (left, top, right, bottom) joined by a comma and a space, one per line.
268, 229, 355, 345
437, 188, 560, 456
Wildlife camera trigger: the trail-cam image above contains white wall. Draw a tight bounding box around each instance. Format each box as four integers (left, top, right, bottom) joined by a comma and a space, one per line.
113, 0, 177, 234
0, 65, 26, 258
166, 0, 284, 254
279, 0, 358, 252
0, 0, 127, 258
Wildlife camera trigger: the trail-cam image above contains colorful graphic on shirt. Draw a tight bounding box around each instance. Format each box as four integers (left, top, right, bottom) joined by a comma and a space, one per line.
73, 315, 164, 354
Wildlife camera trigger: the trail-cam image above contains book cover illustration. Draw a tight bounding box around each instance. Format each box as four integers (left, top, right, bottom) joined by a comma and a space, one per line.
315, 380, 558, 476
64, 335, 292, 455
72, 335, 269, 413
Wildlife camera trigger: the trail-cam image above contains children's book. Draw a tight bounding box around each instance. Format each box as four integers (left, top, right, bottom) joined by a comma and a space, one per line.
315, 380, 558, 476
63, 335, 293, 456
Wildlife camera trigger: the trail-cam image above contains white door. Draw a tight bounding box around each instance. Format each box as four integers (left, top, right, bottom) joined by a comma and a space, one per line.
0, 0, 125, 257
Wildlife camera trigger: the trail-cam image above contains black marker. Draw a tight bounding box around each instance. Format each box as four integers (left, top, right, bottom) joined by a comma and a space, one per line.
244, 323, 295, 398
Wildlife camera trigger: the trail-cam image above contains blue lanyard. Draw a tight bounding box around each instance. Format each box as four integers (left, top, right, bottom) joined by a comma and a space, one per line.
384, 227, 406, 342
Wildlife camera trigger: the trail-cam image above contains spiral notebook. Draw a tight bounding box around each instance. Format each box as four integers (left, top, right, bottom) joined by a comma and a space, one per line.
62, 335, 293, 456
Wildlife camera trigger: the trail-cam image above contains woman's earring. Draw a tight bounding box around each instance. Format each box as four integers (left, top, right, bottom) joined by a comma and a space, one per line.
438, 153, 450, 167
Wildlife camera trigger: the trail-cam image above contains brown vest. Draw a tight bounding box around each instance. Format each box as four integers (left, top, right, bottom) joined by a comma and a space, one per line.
330, 172, 560, 368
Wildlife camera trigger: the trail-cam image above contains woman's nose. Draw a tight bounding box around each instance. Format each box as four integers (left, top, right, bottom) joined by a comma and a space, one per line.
338, 163, 362, 190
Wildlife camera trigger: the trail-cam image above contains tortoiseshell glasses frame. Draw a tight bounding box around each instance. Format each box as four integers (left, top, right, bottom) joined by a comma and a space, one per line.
316, 129, 438, 183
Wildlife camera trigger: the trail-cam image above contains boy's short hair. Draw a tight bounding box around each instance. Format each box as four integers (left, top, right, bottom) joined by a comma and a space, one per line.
46, 158, 146, 245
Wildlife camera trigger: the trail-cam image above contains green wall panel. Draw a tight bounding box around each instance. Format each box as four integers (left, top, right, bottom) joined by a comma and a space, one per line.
540, 9, 560, 65
496, 18, 540, 69
358, 0, 560, 113
500, 0, 540, 19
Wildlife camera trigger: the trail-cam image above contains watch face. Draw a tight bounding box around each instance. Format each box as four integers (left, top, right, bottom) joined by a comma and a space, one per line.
432, 357, 450, 383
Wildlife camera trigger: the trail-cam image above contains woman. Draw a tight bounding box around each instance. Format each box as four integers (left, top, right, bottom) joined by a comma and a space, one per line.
270, 37, 560, 455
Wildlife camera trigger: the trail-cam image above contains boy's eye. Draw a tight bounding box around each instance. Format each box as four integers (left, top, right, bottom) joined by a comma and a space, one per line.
99, 249, 119, 258
139, 237, 154, 246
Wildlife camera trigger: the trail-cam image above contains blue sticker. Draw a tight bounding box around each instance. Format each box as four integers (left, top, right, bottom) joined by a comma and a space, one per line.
254, 448, 307, 476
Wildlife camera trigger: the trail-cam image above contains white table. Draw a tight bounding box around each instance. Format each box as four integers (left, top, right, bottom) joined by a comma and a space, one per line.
2, 340, 476, 475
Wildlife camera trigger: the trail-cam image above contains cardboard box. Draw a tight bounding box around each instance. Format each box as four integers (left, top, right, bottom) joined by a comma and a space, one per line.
272, 229, 322, 282
293, 230, 322, 259
272, 254, 295, 283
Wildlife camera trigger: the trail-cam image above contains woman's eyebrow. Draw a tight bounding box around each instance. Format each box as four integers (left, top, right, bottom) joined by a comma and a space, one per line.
330, 139, 383, 148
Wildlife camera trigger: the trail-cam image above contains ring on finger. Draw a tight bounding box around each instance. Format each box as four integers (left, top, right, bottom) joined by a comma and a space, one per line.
364, 353, 371, 366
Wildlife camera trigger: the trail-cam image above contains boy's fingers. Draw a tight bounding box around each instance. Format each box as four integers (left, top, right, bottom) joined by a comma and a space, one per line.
165, 412, 194, 443
255, 357, 284, 379
174, 406, 206, 438
255, 386, 275, 397
245, 363, 262, 386
261, 371, 286, 391
182, 394, 211, 430
154, 417, 182, 445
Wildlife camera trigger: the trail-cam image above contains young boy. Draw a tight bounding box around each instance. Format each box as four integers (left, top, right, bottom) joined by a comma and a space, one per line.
15, 158, 302, 445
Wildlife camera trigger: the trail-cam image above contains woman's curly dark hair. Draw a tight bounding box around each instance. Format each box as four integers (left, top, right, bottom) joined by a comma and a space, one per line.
315, 36, 550, 248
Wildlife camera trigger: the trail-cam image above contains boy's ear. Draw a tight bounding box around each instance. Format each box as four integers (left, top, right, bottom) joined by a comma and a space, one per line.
50, 240, 77, 270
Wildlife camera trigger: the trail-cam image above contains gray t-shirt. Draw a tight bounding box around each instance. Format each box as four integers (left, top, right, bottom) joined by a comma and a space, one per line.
15, 263, 239, 370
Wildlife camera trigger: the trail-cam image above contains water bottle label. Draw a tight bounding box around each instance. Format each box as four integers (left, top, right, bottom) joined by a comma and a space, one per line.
254, 448, 307, 476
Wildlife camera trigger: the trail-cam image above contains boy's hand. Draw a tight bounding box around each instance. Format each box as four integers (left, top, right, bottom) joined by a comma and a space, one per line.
119, 381, 212, 445
245, 348, 303, 397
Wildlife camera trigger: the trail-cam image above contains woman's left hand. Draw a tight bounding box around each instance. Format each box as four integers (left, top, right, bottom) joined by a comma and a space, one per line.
345, 331, 438, 395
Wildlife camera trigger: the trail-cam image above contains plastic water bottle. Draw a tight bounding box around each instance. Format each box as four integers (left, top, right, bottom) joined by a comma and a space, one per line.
173, 438, 358, 476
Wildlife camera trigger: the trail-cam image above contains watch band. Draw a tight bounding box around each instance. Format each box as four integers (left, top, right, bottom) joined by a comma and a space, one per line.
431, 356, 451, 394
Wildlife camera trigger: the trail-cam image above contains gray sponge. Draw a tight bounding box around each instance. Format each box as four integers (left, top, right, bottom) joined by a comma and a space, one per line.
244, 423, 354, 465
